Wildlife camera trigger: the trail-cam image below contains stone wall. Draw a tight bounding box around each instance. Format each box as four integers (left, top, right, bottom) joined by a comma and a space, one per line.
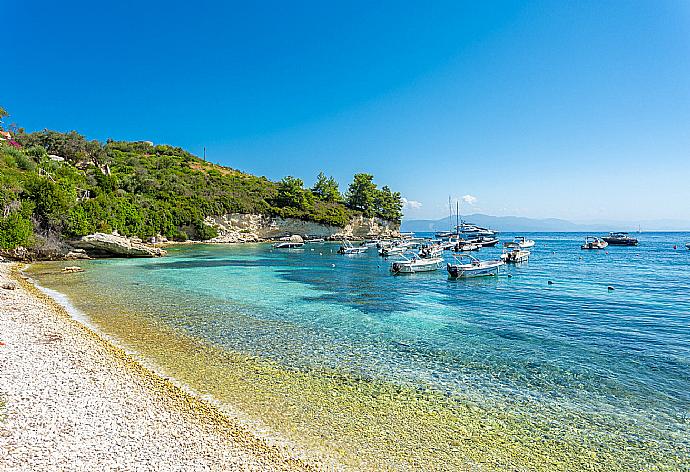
204, 213, 400, 243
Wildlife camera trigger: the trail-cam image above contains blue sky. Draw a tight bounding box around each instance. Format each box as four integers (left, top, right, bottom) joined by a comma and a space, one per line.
4, 1, 690, 223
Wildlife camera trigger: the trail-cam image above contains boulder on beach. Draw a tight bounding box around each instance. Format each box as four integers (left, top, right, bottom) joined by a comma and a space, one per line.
70, 233, 167, 258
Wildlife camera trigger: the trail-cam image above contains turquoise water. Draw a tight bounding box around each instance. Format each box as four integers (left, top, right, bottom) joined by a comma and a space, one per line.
31, 232, 690, 469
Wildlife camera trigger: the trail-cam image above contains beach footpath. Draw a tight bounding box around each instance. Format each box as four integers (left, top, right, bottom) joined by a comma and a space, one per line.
0, 262, 313, 472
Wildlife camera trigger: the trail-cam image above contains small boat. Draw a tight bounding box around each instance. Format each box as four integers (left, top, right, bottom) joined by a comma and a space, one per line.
686, 242, 690, 250
338, 241, 369, 254
465, 236, 500, 247
304, 237, 325, 243
379, 245, 407, 257
391, 254, 444, 274
360, 240, 380, 247
454, 242, 480, 252
338, 241, 368, 254
511, 236, 535, 248
581, 236, 608, 250
419, 244, 444, 259
602, 232, 638, 246
273, 241, 304, 249
446, 254, 504, 278
501, 242, 530, 263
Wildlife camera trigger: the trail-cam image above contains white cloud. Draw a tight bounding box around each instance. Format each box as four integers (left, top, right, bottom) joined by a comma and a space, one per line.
401, 198, 423, 210
462, 194, 478, 205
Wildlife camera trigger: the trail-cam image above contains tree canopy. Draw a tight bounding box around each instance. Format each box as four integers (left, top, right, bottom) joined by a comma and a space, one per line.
0, 110, 403, 252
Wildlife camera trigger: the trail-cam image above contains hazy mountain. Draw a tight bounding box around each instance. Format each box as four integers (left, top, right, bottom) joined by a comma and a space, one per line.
401, 214, 690, 233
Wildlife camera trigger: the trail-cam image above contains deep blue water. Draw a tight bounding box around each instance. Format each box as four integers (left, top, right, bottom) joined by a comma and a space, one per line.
31, 232, 690, 465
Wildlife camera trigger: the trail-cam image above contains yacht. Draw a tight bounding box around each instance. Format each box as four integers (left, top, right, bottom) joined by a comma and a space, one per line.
602, 232, 638, 246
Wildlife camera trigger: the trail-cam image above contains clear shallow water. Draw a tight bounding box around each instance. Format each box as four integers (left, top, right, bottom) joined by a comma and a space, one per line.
30, 233, 690, 470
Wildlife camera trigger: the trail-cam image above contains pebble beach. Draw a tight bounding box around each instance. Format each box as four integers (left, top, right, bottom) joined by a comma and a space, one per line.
0, 262, 315, 472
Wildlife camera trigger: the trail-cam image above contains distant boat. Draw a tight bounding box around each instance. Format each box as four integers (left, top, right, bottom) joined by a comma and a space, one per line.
390, 254, 444, 274
686, 242, 690, 250
511, 236, 535, 248
501, 242, 530, 263
602, 232, 638, 246
273, 241, 304, 249
447, 254, 504, 278
274, 235, 304, 248
581, 236, 608, 250
457, 222, 497, 237
338, 241, 368, 254
418, 243, 444, 259
304, 237, 325, 243
453, 242, 481, 252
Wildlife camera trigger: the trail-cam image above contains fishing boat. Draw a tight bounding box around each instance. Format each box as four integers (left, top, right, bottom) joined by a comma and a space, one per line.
602, 232, 638, 246
338, 241, 368, 254
511, 236, 535, 248
446, 254, 504, 278
581, 236, 608, 250
501, 242, 530, 263
390, 254, 444, 274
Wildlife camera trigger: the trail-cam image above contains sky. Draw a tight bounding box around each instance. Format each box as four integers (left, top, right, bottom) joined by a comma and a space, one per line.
4, 1, 690, 223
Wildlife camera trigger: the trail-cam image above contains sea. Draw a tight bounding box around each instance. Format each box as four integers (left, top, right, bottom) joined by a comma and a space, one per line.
28, 232, 690, 471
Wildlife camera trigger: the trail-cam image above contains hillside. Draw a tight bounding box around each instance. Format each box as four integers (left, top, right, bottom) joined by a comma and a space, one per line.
0, 117, 403, 255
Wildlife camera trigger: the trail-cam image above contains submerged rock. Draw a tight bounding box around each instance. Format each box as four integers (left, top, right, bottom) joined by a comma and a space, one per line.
70, 233, 167, 258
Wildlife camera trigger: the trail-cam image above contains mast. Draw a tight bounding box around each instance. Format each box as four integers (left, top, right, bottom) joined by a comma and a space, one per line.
456, 200, 460, 236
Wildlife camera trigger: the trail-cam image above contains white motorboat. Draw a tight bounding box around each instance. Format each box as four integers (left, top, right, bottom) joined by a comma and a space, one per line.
685, 242, 690, 250
511, 236, 535, 248
446, 254, 504, 278
454, 242, 481, 252
360, 240, 380, 247
581, 236, 608, 250
501, 242, 530, 263
419, 244, 444, 259
465, 236, 500, 247
273, 241, 304, 248
273, 235, 304, 248
457, 222, 497, 237
304, 237, 325, 243
391, 254, 444, 274
338, 241, 368, 254
379, 245, 407, 257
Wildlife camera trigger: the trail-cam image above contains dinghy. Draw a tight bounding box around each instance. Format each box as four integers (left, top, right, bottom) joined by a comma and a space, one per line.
446, 254, 504, 278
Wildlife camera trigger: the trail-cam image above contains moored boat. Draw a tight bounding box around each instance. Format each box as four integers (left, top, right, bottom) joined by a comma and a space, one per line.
446, 254, 504, 278
602, 232, 638, 246
512, 236, 535, 248
501, 242, 530, 263
465, 236, 500, 247
273, 235, 304, 248
581, 236, 608, 250
338, 240, 368, 254
391, 254, 444, 274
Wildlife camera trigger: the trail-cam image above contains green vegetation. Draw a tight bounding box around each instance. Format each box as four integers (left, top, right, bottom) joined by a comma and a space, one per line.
0, 109, 403, 251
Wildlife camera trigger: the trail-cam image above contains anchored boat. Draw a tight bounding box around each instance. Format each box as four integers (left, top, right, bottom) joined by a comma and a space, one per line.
602, 232, 638, 246
446, 254, 504, 278
501, 242, 530, 263
581, 236, 608, 250
338, 241, 368, 254
391, 254, 444, 274
512, 236, 535, 248
273, 235, 304, 248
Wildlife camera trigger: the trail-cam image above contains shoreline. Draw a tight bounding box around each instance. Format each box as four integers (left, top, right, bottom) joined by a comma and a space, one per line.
0, 262, 324, 471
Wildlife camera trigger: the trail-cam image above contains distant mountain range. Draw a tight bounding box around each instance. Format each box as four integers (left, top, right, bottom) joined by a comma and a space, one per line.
401, 214, 690, 233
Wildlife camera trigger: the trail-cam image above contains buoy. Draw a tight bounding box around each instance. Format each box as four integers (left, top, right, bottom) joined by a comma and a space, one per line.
673, 245, 677, 250
319, 252, 323, 256
605, 251, 609, 255
548, 281, 554, 285
608, 286, 614, 291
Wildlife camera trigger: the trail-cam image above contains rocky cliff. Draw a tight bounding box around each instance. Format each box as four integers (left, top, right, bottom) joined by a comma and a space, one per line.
204, 214, 400, 243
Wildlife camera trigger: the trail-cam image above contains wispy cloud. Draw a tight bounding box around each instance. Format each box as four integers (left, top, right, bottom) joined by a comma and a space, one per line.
462, 194, 478, 205
402, 197, 423, 210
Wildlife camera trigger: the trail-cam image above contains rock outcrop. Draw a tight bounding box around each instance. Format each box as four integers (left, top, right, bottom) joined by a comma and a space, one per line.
70, 233, 167, 258
204, 213, 400, 243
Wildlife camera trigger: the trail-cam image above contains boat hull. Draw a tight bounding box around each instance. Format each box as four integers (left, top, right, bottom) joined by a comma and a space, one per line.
446, 262, 503, 278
